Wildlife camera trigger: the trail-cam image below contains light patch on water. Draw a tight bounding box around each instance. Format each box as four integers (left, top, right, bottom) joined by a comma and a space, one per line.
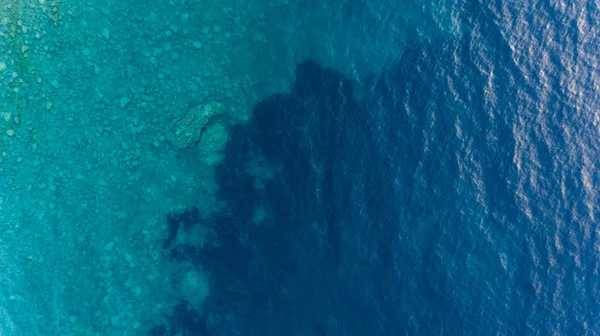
253, 206, 268, 225
0, 305, 15, 336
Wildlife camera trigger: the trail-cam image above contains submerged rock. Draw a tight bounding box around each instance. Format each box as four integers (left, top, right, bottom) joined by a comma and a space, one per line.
166, 101, 227, 149
198, 122, 229, 166
179, 267, 210, 311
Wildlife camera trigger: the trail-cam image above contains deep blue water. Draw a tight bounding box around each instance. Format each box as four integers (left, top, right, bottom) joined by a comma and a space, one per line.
153, 1, 600, 334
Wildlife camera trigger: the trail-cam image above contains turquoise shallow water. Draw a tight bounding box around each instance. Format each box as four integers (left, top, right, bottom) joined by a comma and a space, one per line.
1, 0, 599, 335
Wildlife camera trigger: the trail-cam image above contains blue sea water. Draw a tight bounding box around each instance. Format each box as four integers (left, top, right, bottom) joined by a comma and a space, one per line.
0, 0, 599, 335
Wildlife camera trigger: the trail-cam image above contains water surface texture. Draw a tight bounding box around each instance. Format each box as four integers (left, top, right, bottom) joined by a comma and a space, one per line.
0, 0, 599, 335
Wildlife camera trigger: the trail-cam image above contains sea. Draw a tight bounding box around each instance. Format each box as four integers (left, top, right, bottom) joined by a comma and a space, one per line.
0, 0, 598, 335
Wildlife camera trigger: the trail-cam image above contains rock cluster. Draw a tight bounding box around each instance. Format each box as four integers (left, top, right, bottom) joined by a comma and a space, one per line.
165, 101, 227, 149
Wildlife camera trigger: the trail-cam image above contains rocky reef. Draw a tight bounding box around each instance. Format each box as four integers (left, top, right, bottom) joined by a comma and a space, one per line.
165, 101, 228, 149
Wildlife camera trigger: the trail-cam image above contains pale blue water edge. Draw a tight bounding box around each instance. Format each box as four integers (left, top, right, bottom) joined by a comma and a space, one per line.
0, 0, 599, 335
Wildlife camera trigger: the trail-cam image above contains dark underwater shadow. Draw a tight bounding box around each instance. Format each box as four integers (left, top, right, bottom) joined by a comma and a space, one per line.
148, 40, 439, 333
